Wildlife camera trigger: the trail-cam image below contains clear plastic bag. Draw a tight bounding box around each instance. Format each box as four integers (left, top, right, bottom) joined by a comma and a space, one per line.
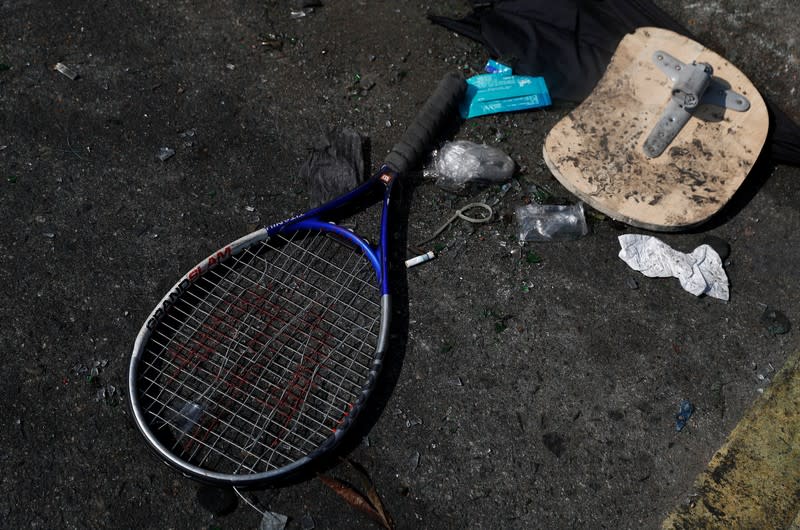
430, 140, 515, 194
516, 203, 588, 242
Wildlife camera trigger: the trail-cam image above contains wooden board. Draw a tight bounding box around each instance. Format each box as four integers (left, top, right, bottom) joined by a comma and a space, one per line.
543, 27, 769, 231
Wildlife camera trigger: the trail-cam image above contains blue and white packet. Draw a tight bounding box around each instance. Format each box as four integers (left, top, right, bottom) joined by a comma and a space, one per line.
460, 61, 551, 119
483, 59, 513, 76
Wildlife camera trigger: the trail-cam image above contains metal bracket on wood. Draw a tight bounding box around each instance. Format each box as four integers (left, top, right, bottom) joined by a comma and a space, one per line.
643, 50, 751, 158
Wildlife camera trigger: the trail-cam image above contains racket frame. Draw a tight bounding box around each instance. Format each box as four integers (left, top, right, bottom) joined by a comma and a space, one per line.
128, 169, 396, 486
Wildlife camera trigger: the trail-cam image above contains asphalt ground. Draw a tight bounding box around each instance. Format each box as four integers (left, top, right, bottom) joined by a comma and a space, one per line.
1, 1, 799, 528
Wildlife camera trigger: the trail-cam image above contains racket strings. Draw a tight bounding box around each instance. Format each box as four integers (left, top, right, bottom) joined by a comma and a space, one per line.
141, 236, 366, 454
143, 241, 376, 468
140, 233, 377, 410
146, 297, 372, 423
236, 232, 379, 472
182, 237, 350, 464
137, 229, 382, 475
154, 231, 368, 412
216, 232, 375, 472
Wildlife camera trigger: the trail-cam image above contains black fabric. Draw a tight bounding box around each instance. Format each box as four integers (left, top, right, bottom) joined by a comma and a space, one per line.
430, 0, 800, 165
299, 127, 368, 208
768, 105, 800, 166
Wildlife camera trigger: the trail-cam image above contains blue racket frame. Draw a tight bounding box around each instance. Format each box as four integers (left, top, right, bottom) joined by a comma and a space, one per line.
266, 167, 396, 297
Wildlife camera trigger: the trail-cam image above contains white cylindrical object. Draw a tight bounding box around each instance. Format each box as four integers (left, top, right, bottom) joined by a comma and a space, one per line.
405, 251, 436, 268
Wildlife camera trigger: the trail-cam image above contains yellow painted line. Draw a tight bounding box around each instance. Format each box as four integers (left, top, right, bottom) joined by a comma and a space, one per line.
663, 349, 800, 529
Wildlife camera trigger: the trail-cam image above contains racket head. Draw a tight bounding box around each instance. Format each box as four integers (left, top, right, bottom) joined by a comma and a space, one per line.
128, 219, 390, 486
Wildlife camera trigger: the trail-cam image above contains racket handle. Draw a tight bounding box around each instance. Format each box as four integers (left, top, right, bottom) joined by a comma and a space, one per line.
385, 72, 466, 176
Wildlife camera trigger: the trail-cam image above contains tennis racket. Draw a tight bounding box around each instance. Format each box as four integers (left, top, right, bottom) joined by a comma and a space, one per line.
128, 72, 465, 486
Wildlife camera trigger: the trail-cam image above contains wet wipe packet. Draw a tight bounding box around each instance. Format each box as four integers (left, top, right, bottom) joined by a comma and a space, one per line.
459, 60, 551, 119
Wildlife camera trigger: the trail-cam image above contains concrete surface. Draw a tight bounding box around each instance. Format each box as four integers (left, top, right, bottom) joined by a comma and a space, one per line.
1, 1, 798, 528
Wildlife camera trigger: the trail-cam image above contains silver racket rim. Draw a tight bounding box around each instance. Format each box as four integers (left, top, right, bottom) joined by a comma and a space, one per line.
128, 227, 391, 486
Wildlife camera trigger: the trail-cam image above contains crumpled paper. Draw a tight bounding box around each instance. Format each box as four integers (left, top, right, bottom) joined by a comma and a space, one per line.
618, 234, 729, 301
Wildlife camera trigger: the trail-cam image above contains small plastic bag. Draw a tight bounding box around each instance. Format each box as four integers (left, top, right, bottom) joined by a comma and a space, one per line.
173, 400, 204, 435
431, 140, 515, 194
516, 203, 588, 242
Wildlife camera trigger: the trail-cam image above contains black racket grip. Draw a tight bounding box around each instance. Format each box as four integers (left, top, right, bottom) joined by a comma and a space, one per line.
384, 72, 466, 176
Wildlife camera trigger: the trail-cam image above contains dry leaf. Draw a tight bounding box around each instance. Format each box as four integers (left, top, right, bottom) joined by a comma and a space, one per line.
365, 483, 393, 530
345, 459, 394, 530
319, 462, 395, 530
319, 475, 385, 526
